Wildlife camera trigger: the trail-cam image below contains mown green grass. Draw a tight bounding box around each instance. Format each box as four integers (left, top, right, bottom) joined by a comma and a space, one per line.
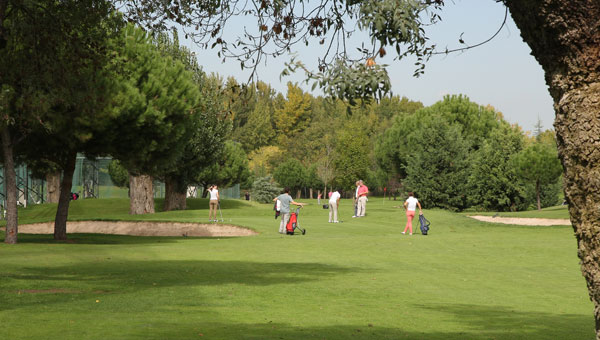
0, 198, 593, 339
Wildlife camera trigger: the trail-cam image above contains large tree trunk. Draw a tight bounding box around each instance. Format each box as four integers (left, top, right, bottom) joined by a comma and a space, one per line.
54, 152, 77, 241
129, 174, 154, 214
164, 175, 186, 211
1, 127, 18, 244
46, 171, 61, 203
505, 1, 600, 336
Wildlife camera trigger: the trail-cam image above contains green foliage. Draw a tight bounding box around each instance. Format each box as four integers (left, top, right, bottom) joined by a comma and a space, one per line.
108, 24, 200, 177
232, 81, 277, 153
251, 176, 282, 203
274, 82, 313, 150
305, 163, 324, 190
153, 33, 231, 193
374, 111, 420, 177
108, 160, 129, 189
195, 140, 251, 189
8, 1, 121, 168
333, 122, 370, 190
416, 95, 502, 149
284, 59, 391, 104
526, 177, 563, 209
512, 143, 563, 187
375, 95, 534, 211
512, 142, 563, 210
467, 125, 527, 211
273, 158, 307, 192
403, 117, 471, 211
248, 146, 284, 177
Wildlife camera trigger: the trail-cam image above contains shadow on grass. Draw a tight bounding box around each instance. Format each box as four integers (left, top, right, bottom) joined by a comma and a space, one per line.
1, 259, 356, 311
135, 305, 594, 340
11, 233, 182, 245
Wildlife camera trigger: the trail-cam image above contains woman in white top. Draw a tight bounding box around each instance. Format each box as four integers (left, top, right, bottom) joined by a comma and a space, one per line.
208, 185, 220, 222
402, 192, 422, 235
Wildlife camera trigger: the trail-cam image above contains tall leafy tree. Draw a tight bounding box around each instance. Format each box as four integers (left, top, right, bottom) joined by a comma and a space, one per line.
274, 82, 312, 151
512, 142, 563, 211
273, 158, 307, 199
236, 83, 277, 152
467, 124, 527, 211
315, 138, 337, 196
108, 25, 201, 214
195, 140, 251, 197
415, 95, 502, 150
333, 122, 370, 191
248, 145, 284, 177
403, 117, 471, 211
305, 163, 323, 199
1, 0, 118, 242
153, 32, 231, 211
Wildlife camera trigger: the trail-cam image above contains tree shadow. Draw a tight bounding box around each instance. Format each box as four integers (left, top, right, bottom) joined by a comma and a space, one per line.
133, 304, 594, 340
11, 232, 183, 245
1, 259, 356, 311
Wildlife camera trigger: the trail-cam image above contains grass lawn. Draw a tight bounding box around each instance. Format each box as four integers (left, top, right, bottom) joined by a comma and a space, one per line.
0, 198, 593, 339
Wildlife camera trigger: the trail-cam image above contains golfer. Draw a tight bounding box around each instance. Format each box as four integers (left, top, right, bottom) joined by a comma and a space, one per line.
273, 188, 305, 234
356, 180, 369, 217
208, 185, 220, 222
402, 192, 422, 235
352, 180, 360, 218
329, 189, 341, 223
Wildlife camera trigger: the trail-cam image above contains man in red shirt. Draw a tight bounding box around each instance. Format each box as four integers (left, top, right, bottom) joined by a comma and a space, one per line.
356, 180, 369, 217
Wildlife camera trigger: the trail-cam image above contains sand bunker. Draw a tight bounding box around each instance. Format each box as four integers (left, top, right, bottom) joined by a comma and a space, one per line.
469, 216, 571, 226
16, 221, 257, 237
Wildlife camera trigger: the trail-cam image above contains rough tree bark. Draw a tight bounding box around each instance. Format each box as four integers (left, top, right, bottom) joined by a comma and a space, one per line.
505, 1, 600, 336
163, 175, 187, 211
53, 152, 77, 240
1, 127, 18, 244
129, 174, 155, 214
46, 171, 61, 203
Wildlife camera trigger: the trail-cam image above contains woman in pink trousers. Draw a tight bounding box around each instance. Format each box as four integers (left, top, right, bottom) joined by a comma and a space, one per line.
402, 192, 422, 235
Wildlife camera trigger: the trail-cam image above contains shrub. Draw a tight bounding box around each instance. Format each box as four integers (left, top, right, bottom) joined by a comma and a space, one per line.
251, 176, 282, 203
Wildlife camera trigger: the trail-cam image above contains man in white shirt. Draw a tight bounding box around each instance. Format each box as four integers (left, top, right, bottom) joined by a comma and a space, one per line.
329, 189, 341, 223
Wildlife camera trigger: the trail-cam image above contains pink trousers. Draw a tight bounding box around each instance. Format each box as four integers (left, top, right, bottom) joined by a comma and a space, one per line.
404, 210, 416, 233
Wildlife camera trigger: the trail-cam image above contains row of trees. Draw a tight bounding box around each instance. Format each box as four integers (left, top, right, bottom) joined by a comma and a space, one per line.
223, 79, 562, 211
376, 95, 562, 211
1, 3, 244, 243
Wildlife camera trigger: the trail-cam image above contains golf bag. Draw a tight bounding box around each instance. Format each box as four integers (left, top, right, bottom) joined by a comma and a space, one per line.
286, 207, 306, 235
419, 214, 430, 235
274, 200, 281, 219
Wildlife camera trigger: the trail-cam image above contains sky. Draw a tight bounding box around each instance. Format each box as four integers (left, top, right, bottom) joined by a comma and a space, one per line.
182, 0, 554, 133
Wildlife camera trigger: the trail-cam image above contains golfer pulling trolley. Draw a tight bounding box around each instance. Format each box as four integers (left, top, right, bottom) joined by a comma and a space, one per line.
273, 187, 305, 235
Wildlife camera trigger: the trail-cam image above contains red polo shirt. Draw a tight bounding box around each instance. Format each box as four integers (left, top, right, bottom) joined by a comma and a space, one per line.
358, 185, 369, 197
